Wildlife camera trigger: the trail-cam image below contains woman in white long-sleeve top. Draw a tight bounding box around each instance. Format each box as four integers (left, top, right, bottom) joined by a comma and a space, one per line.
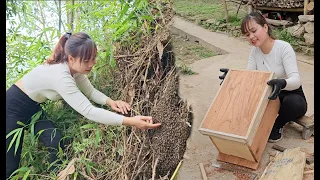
219, 12, 307, 143
241, 12, 307, 143
6, 32, 161, 178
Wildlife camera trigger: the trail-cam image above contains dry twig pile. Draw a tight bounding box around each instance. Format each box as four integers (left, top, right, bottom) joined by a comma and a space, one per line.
111, 1, 193, 179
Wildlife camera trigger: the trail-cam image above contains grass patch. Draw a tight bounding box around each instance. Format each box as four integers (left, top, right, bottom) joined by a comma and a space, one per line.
173, 0, 248, 38
171, 34, 217, 66
171, 34, 218, 75
273, 28, 308, 53
173, 0, 313, 55
173, 0, 225, 20
180, 64, 198, 75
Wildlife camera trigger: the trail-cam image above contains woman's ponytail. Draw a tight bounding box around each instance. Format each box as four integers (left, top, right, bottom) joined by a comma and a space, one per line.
45, 32, 72, 64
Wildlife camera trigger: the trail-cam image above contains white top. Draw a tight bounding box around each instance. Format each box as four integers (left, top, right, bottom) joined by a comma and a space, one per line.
21, 62, 124, 125
247, 40, 301, 91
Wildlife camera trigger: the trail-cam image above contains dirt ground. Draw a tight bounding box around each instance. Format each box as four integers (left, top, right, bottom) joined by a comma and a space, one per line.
173, 17, 314, 180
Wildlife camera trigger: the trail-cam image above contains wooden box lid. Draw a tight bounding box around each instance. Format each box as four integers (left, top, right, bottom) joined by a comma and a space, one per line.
199, 69, 275, 143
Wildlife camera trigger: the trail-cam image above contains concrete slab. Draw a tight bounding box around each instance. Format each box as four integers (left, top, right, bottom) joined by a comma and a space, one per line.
174, 17, 314, 180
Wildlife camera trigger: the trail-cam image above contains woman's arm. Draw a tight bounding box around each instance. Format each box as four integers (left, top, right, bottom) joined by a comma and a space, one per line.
75, 74, 111, 105
55, 75, 161, 129
56, 74, 124, 125
281, 43, 301, 91
75, 74, 131, 114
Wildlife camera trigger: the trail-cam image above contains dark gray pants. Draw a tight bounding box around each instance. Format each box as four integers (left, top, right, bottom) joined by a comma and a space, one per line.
6, 84, 64, 179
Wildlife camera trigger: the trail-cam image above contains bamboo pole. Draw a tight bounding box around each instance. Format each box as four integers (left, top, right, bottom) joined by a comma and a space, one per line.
304, 0, 309, 15
222, 0, 230, 23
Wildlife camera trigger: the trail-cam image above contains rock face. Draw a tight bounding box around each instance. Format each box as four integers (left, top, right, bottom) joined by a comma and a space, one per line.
303, 22, 314, 34
298, 15, 314, 23
286, 15, 314, 46
304, 33, 314, 45
287, 24, 305, 38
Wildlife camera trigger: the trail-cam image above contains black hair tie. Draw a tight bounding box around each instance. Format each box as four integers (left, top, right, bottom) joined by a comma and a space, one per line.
65, 31, 72, 39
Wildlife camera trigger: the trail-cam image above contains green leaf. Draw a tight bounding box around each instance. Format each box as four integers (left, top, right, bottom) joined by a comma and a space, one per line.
7, 128, 22, 153
35, 129, 45, 140
65, 23, 72, 31
86, 164, 92, 176
118, 3, 130, 22
50, 29, 56, 40
14, 128, 23, 155
51, 128, 57, 142
80, 124, 97, 129
95, 128, 101, 146
30, 111, 42, 145
31, 111, 42, 124
6, 128, 22, 139
9, 167, 30, 179
22, 170, 31, 180
141, 15, 153, 21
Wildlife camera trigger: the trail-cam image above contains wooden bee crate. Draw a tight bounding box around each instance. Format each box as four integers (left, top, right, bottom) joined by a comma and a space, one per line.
199, 69, 280, 169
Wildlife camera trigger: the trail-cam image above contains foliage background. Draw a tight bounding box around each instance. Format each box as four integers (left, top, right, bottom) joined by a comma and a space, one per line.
6, 0, 160, 179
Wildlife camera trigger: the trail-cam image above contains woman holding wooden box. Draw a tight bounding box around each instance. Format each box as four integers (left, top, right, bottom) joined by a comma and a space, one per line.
219, 12, 308, 143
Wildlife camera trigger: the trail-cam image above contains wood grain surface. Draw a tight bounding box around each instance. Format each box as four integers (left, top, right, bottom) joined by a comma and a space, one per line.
201, 69, 274, 137
217, 152, 259, 170
249, 98, 280, 161
210, 136, 255, 161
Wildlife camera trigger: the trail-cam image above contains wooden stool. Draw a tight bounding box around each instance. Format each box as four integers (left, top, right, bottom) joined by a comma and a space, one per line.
199, 69, 280, 170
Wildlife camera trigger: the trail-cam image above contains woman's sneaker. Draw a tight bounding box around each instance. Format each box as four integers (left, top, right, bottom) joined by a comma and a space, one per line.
268, 127, 283, 143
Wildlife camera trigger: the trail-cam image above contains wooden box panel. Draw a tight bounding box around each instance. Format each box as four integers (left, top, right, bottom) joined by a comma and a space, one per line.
198, 69, 280, 169
210, 136, 255, 161
249, 98, 280, 160
199, 69, 274, 142
215, 98, 280, 169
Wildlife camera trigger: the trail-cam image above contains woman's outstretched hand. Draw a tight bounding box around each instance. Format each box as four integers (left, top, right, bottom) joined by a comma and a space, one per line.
123, 116, 161, 130
108, 99, 131, 114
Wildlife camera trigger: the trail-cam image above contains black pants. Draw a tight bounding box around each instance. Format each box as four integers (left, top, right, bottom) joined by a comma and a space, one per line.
274, 86, 308, 128
6, 85, 64, 179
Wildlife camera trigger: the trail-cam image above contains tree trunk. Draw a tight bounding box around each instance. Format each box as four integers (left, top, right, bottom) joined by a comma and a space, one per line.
58, 0, 61, 33
67, 0, 74, 31
37, 0, 49, 42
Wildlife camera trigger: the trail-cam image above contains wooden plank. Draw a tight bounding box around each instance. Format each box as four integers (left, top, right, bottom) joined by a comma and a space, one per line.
258, 148, 306, 180
304, 170, 314, 175
199, 128, 247, 143
265, 18, 293, 27
307, 2, 314, 11
200, 69, 273, 138
272, 144, 287, 152
248, 98, 280, 162
199, 163, 208, 180
246, 72, 274, 145
217, 152, 259, 170
210, 136, 255, 161
255, 6, 304, 12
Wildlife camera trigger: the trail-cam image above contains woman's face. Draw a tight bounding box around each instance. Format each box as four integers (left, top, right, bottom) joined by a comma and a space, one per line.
244, 19, 269, 47
68, 56, 96, 75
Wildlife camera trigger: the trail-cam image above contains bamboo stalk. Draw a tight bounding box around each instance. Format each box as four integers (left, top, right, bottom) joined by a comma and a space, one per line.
199, 163, 208, 180
170, 160, 183, 180
304, 0, 309, 14
222, 0, 230, 23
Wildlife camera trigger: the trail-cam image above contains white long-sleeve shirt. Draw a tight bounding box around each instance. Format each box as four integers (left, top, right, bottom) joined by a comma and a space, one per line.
21, 62, 124, 125
246, 40, 301, 91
